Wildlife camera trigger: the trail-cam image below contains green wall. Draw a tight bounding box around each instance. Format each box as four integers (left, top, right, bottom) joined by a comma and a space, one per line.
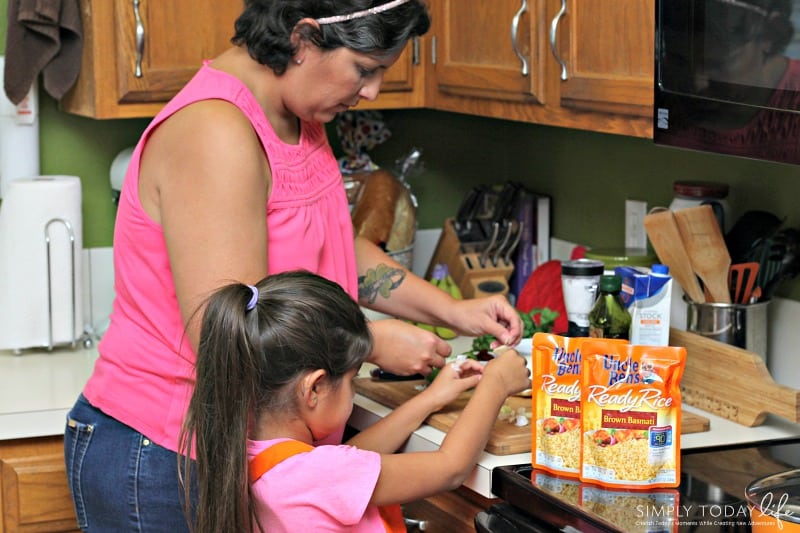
4, 3, 800, 297
368, 110, 800, 244
1, 0, 150, 247
38, 99, 149, 247
364, 110, 800, 298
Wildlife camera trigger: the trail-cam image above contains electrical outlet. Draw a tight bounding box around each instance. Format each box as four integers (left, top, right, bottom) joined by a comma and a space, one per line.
625, 199, 648, 249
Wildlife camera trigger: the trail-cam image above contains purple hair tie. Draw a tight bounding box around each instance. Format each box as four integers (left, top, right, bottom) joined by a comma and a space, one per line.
246, 285, 259, 311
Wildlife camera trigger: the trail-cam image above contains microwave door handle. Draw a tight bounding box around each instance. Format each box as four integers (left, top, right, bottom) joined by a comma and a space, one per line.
549, 0, 568, 81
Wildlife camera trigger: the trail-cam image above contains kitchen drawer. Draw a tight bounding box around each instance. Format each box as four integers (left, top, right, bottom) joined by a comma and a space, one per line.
0, 436, 79, 532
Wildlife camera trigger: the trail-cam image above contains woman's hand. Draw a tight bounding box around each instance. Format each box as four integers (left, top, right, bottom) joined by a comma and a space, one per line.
444, 295, 524, 348
422, 358, 484, 411
367, 319, 452, 376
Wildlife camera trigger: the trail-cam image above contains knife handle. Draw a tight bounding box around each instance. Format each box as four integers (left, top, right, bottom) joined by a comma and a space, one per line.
370, 368, 425, 381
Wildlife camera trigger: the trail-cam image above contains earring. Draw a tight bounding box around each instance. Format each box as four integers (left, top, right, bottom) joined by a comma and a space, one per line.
295, 58, 303, 65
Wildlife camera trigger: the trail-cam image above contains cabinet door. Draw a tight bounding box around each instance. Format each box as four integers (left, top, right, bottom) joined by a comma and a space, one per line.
0, 437, 79, 532
357, 37, 427, 110
431, 0, 547, 104
114, 1, 242, 105
62, 0, 241, 118
553, 0, 654, 119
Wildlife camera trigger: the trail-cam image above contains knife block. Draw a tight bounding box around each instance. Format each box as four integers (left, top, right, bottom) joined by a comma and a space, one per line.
452, 252, 514, 299
425, 218, 461, 280
426, 218, 514, 299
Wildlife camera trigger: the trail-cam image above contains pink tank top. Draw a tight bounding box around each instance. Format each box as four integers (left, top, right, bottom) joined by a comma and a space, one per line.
84, 63, 357, 452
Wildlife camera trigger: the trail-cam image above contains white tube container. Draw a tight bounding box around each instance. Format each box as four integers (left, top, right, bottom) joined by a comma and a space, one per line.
0, 56, 40, 199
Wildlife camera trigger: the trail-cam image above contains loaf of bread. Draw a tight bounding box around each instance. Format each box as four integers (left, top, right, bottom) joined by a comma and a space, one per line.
386, 185, 416, 252
351, 169, 416, 252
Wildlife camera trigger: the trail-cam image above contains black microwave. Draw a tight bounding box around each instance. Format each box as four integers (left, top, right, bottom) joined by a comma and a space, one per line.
654, 0, 800, 166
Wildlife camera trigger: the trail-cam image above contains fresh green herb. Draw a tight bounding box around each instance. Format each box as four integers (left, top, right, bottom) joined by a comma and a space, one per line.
471, 308, 559, 352
425, 308, 559, 384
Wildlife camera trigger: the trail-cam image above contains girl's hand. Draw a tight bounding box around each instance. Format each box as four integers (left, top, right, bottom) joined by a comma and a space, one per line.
444, 295, 523, 348
482, 349, 531, 397
422, 358, 484, 412
368, 319, 452, 376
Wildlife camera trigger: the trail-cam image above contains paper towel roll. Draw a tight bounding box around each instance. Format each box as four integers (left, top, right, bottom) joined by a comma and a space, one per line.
0, 176, 83, 351
0, 56, 40, 198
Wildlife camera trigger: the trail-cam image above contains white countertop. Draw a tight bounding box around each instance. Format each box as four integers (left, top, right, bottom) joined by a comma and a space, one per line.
5, 338, 800, 501
0, 345, 98, 440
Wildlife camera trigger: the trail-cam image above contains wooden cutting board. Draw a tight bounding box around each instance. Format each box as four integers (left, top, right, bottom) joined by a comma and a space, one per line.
671, 328, 800, 426
354, 377, 710, 456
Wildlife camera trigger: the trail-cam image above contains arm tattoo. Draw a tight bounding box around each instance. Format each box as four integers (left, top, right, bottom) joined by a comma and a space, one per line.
358, 264, 406, 304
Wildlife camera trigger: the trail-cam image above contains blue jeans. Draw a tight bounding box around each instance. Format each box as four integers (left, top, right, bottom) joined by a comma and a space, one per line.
64, 394, 196, 532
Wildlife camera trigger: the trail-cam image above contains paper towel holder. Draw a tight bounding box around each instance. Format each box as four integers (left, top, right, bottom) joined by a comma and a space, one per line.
45, 218, 79, 351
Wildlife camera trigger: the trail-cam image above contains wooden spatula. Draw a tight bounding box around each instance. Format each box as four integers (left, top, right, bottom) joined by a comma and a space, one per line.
673, 205, 732, 304
644, 208, 705, 303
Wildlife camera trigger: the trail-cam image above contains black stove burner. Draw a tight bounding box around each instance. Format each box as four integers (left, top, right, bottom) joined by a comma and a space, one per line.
483, 439, 800, 533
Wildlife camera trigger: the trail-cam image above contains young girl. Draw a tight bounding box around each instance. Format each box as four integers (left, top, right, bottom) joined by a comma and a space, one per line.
181, 270, 531, 532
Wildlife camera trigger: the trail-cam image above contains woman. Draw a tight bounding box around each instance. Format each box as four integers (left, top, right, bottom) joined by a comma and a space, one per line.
64, 1, 523, 531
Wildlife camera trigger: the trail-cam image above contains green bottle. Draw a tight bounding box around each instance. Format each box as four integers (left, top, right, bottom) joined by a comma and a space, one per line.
588, 275, 631, 340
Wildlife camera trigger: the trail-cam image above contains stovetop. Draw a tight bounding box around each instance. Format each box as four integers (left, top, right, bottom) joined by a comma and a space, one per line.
482, 438, 800, 532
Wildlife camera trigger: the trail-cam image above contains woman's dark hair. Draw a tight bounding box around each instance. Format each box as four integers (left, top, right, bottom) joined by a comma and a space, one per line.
180, 270, 372, 533
232, 0, 431, 75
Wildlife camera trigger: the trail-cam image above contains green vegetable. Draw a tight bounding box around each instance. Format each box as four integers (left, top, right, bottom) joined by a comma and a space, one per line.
471, 308, 559, 352
426, 308, 559, 384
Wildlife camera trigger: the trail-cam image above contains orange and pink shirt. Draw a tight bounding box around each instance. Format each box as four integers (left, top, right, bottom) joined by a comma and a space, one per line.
247, 439, 387, 532
84, 63, 358, 453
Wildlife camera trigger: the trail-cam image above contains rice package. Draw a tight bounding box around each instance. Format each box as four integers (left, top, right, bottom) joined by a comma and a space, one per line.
532, 470, 581, 507
580, 341, 686, 489
531, 333, 627, 477
579, 484, 680, 533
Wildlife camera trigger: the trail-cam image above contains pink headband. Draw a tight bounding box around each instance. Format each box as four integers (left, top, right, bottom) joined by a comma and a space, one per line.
316, 0, 411, 25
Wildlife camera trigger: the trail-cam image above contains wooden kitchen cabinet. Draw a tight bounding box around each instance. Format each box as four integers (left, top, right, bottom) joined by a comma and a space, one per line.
61, 0, 242, 118
0, 436, 79, 532
429, 0, 548, 105
62, 0, 424, 118
60, 0, 655, 138
427, 0, 654, 138
552, 0, 654, 121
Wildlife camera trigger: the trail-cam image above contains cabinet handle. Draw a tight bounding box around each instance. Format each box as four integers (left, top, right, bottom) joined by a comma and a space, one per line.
549, 0, 568, 81
510, 0, 529, 76
431, 35, 437, 65
412, 36, 420, 66
133, 0, 145, 78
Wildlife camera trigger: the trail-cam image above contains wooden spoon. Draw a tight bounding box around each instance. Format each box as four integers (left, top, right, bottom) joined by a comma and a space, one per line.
643, 208, 705, 303
673, 205, 732, 304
